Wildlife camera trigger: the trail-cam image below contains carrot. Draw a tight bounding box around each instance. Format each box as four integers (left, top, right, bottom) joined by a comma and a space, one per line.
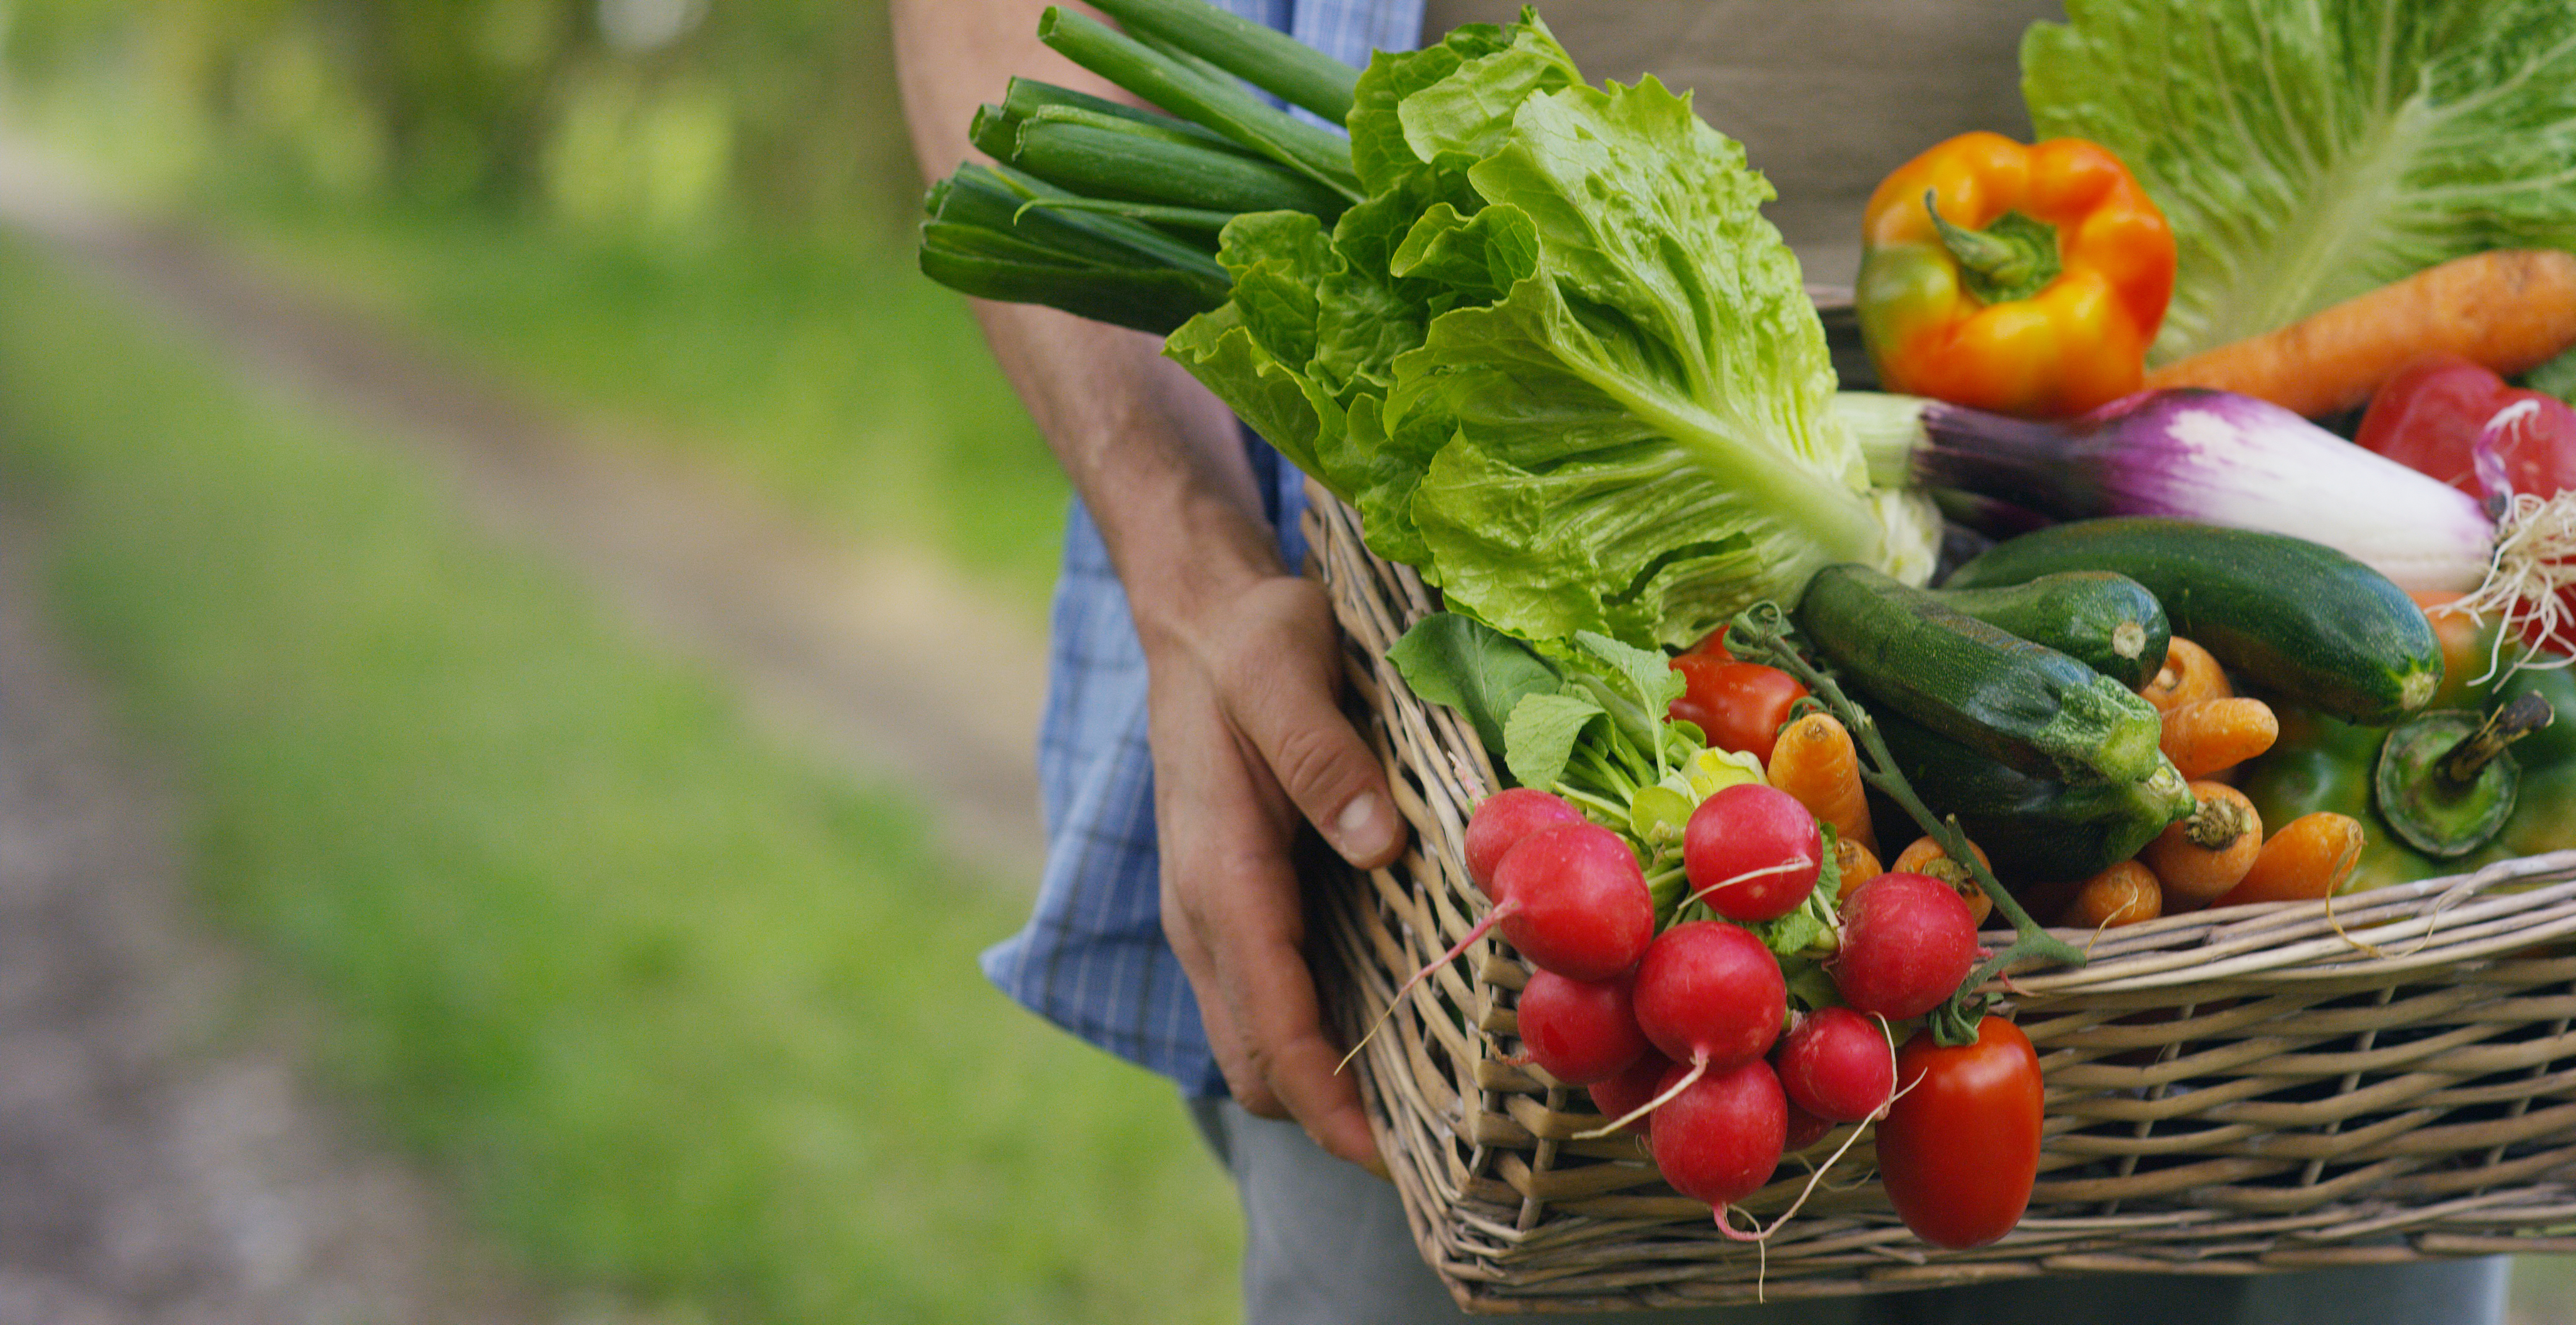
2140, 636, 2229, 715
2143, 249, 2576, 418
2208, 813, 2366, 908
2140, 782, 2263, 907
2160, 697, 2279, 779
1831, 836, 1883, 902
1767, 712, 1875, 855
1889, 835, 1994, 928
2062, 860, 2163, 930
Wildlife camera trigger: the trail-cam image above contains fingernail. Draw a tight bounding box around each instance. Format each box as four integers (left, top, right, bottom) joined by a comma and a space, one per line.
1335, 793, 1397, 860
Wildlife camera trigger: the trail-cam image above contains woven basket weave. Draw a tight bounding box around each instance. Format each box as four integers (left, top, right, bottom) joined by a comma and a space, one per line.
1301, 481, 2576, 1313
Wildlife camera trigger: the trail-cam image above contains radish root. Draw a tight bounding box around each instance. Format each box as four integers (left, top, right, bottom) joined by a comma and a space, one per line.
1712, 1018, 1913, 1302
1571, 1055, 1707, 1139
1336, 900, 1516, 1075
2458, 488, 2576, 683
1674, 856, 1816, 914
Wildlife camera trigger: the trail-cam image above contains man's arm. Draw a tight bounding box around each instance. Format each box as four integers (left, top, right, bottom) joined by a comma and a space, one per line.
889, 0, 1402, 1169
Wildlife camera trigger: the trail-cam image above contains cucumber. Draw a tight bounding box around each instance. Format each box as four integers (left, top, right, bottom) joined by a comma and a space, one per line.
1872, 708, 2195, 885
1935, 572, 2169, 690
1796, 563, 2165, 785
1942, 518, 2441, 726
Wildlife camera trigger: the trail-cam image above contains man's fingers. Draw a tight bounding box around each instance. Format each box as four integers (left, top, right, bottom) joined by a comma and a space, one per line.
1227, 584, 1407, 871
1223, 917, 1382, 1169
1161, 870, 1285, 1120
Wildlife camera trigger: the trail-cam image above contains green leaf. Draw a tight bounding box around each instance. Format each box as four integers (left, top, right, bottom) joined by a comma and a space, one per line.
1347, 21, 1530, 195
1573, 629, 1686, 715
1384, 612, 1561, 756
1781, 957, 1845, 1014
2023, 0, 2576, 364
1503, 691, 1607, 792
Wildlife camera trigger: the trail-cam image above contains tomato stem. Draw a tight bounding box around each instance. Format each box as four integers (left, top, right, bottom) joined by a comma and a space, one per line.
1727, 604, 2085, 1045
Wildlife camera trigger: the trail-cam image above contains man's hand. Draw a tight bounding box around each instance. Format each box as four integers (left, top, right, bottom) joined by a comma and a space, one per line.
889, 0, 1405, 1169
1142, 570, 1406, 1169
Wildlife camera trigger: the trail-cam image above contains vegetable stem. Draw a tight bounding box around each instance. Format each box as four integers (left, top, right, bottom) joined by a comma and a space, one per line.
1083, 0, 1362, 122
1011, 118, 1353, 217
1001, 76, 1244, 152
1924, 192, 2061, 306
1037, 8, 1361, 202
2442, 690, 2555, 782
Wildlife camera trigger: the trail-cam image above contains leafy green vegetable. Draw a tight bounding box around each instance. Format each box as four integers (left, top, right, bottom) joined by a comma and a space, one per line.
1384, 611, 1562, 756
1503, 691, 1610, 791
1168, 12, 1930, 649
2024, 0, 2576, 364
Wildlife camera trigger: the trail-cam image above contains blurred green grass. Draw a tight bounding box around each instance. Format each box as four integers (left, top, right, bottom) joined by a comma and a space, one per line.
206, 188, 1071, 616
0, 235, 1235, 1323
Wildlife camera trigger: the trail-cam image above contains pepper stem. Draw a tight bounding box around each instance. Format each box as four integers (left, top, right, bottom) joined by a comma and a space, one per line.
1727, 604, 2085, 1048
1923, 190, 2062, 306
2441, 691, 2554, 784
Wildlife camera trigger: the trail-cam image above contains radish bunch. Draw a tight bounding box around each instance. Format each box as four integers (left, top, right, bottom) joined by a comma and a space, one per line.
1454, 774, 1986, 1221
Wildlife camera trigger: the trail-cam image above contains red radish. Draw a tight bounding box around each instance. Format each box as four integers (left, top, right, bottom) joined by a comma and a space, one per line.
1773, 1006, 1897, 1122
1633, 922, 1787, 1073
1517, 970, 1649, 1087
1782, 1099, 1834, 1153
1587, 1050, 1675, 1133
1649, 1058, 1787, 1208
1342, 822, 1654, 1075
1832, 872, 1978, 1020
1465, 789, 1584, 893
1487, 823, 1655, 981
1681, 784, 1822, 922
1569, 920, 1789, 1137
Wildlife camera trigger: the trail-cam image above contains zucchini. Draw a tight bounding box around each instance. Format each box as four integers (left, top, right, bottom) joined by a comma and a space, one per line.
1935, 571, 2169, 690
1796, 563, 2165, 785
1942, 518, 2441, 725
1872, 708, 2195, 885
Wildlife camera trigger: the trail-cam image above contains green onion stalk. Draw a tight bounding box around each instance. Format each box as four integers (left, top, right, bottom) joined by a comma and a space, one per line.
919, 0, 1369, 333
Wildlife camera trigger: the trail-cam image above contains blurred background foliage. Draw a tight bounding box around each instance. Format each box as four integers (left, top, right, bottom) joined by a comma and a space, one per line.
0, 0, 1074, 607
3, 0, 919, 244
0, 3, 1242, 1323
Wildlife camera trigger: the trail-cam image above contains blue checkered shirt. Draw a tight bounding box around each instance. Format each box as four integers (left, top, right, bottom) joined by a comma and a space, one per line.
980, 0, 1426, 1096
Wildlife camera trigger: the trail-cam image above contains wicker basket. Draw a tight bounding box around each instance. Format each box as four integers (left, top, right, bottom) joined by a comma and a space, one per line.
1302, 481, 2576, 1313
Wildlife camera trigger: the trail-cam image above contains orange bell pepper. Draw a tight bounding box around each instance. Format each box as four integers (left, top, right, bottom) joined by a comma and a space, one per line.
1857, 132, 2174, 419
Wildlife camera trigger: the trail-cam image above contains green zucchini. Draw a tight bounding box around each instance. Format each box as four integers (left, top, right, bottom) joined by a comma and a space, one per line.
1941, 518, 2441, 726
1796, 563, 2165, 785
1872, 708, 2196, 885
1935, 571, 2169, 690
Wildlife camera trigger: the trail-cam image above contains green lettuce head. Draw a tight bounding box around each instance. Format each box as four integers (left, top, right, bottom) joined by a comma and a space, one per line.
1166, 13, 1933, 649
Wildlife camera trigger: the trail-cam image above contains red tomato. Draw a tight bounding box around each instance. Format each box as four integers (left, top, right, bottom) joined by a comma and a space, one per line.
1876, 1017, 2042, 1250
2358, 354, 2576, 500
1667, 657, 1807, 764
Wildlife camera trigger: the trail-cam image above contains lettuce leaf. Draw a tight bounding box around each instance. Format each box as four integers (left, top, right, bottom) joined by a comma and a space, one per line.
2024, 0, 2576, 364
1168, 13, 1921, 648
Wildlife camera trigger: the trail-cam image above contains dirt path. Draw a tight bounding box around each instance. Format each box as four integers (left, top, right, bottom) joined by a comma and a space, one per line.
0, 505, 606, 1325
0, 132, 1052, 887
